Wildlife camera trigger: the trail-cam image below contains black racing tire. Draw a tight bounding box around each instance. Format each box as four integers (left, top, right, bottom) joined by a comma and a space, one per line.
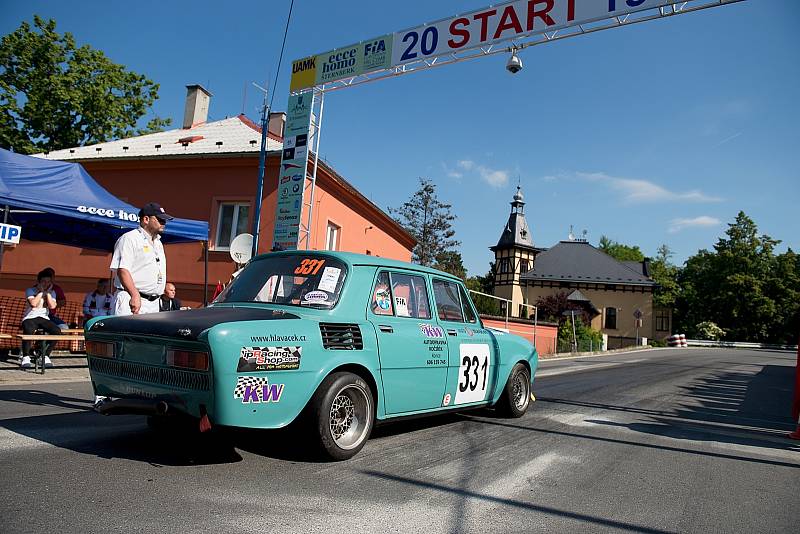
495, 363, 531, 418
307, 372, 374, 461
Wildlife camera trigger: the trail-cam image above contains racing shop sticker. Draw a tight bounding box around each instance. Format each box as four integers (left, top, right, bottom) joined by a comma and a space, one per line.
443, 393, 451, 407
237, 346, 302, 372
234, 376, 285, 404
303, 290, 329, 303
419, 323, 445, 338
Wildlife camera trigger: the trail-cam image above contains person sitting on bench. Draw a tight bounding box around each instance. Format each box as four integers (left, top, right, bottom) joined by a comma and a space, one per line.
20, 269, 61, 369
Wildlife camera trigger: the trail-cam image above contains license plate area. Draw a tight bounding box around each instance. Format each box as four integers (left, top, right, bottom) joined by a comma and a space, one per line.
122, 342, 165, 364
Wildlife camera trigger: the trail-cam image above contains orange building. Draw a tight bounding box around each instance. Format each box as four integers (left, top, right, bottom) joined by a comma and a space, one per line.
0, 85, 414, 308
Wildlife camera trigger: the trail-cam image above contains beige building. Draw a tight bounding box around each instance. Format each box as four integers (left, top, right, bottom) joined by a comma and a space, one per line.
491, 187, 671, 347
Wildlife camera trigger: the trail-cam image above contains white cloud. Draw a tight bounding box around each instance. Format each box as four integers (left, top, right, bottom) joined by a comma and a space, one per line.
457, 160, 475, 171
668, 216, 721, 233
574, 172, 722, 203
450, 159, 509, 188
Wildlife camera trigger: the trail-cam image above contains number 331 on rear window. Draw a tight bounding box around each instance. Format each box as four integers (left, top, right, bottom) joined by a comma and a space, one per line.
454, 344, 491, 405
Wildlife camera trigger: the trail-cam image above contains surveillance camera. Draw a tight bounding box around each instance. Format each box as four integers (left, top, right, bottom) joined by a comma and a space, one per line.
506, 53, 523, 74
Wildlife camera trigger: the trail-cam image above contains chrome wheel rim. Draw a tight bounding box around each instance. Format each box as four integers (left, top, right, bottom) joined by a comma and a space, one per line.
512, 372, 530, 411
329, 384, 372, 450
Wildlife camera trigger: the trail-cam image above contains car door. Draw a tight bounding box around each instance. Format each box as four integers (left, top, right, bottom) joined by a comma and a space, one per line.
369, 270, 447, 414
432, 278, 497, 408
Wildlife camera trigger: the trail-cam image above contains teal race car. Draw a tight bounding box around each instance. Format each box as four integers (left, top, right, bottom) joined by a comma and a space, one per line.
86, 251, 537, 460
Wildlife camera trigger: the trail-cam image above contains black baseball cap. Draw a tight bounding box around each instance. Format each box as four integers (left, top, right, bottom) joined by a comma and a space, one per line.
139, 202, 174, 221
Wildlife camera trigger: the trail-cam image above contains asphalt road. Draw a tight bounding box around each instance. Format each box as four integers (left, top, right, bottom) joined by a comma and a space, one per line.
1, 348, 798, 533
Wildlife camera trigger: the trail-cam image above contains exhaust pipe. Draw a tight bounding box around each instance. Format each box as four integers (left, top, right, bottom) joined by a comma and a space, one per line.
95, 398, 171, 416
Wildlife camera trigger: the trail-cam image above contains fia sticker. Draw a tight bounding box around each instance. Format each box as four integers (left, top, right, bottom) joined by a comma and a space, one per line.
395, 296, 409, 317
443, 393, 451, 407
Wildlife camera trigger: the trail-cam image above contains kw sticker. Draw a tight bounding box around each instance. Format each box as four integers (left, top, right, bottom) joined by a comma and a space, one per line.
233, 376, 285, 404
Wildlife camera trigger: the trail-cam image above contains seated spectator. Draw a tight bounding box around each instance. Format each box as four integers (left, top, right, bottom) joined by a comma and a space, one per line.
83, 279, 113, 323
159, 282, 183, 312
42, 266, 68, 329
20, 269, 62, 368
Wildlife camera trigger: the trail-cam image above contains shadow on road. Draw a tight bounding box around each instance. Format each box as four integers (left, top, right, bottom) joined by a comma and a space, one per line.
0, 388, 92, 411
0, 410, 243, 466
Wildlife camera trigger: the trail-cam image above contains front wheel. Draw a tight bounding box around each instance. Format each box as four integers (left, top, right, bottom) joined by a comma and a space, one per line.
307, 372, 374, 461
496, 363, 531, 418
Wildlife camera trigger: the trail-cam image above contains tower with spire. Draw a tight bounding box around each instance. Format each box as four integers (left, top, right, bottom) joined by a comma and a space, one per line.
490, 186, 539, 317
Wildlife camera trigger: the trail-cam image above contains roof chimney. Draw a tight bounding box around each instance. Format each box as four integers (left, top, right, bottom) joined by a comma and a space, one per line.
267, 112, 286, 139
183, 84, 212, 129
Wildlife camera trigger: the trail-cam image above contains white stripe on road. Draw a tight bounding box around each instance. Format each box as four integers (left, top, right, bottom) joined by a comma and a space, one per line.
537, 359, 646, 378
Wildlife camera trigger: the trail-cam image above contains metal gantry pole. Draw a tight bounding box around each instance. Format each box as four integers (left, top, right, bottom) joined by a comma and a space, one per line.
303, 90, 325, 250
251, 85, 269, 257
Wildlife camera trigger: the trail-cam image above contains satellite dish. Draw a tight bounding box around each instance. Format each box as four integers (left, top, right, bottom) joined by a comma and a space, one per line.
229, 233, 253, 264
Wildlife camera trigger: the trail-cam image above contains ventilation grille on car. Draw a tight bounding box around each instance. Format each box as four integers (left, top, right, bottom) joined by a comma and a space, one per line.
89, 358, 210, 391
319, 323, 363, 350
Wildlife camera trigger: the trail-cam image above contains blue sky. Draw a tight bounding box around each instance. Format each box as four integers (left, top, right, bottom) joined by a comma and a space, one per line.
3, 0, 799, 276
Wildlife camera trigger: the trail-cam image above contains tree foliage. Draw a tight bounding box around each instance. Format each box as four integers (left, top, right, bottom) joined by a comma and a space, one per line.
598, 235, 645, 262
0, 16, 170, 154
433, 250, 466, 280
674, 211, 799, 343
390, 178, 460, 267
650, 244, 680, 308
466, 266, 501, 316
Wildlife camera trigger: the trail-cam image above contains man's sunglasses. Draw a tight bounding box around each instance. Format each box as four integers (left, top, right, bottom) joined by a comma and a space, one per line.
155, 216, 168, 225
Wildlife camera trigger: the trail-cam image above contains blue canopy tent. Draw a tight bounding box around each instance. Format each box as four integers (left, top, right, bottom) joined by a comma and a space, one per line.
0, 148, 211, 304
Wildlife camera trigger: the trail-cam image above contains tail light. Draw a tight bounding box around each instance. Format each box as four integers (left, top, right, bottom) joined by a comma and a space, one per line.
167, 349, 209, 371
86, 340, 115, 358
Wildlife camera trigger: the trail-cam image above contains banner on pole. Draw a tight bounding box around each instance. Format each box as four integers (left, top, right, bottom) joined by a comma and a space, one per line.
289, 0, 694, 91
272, 93, 314, 250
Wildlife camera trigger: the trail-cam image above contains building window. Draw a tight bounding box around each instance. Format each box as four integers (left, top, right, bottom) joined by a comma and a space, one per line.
655, 308, 670, 332
520, 259, 529, 274
605, 307, 617, 330
326, 222, 340, 251
498, 258, 511, 273
215, 202, 249, 250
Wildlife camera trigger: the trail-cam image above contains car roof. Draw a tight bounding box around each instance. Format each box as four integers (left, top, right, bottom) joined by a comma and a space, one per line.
253, 250, 462, 281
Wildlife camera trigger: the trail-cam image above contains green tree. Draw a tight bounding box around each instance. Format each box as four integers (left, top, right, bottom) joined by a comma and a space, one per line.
465, 270, 501, 316
390, 178, 460, 267
674, 211, 798, 343
650, 244, 680, 308
434, 250, 466, 280
0, 16, 170, 154
598, 235, 645, 261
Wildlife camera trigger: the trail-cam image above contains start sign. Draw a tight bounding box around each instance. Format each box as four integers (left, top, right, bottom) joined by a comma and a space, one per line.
0, 223, 21, 244
289, 0, 697, 91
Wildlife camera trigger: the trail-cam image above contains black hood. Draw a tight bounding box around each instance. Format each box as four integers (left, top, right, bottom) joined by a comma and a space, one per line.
87, 306, 299, 340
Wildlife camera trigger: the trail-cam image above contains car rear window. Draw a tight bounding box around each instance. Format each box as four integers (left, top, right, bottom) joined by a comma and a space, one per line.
214, 255, 347, 309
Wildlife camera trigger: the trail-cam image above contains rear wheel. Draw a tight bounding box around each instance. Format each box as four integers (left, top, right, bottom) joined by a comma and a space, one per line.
496, 363, 531, 418
307, 372, 374, 461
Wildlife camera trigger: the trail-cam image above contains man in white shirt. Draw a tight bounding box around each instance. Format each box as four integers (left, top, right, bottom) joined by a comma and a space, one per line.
20, 269, 61, 368
83, 278, 113, 323
109, 202, 173, 316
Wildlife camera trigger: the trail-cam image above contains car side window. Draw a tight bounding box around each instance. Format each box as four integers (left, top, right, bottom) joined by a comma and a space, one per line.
390, 273, 430, 319
459, 285, 478, 323
433, 279, 465, 322
371, 271, 393, 316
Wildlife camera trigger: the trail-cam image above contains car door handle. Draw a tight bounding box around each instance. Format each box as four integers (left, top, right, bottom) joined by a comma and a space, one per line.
447, 329, 457, 336
378, 325, 394, 333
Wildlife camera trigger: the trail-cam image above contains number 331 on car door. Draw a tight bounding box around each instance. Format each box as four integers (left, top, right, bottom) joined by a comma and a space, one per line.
454, 344, 491, 405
